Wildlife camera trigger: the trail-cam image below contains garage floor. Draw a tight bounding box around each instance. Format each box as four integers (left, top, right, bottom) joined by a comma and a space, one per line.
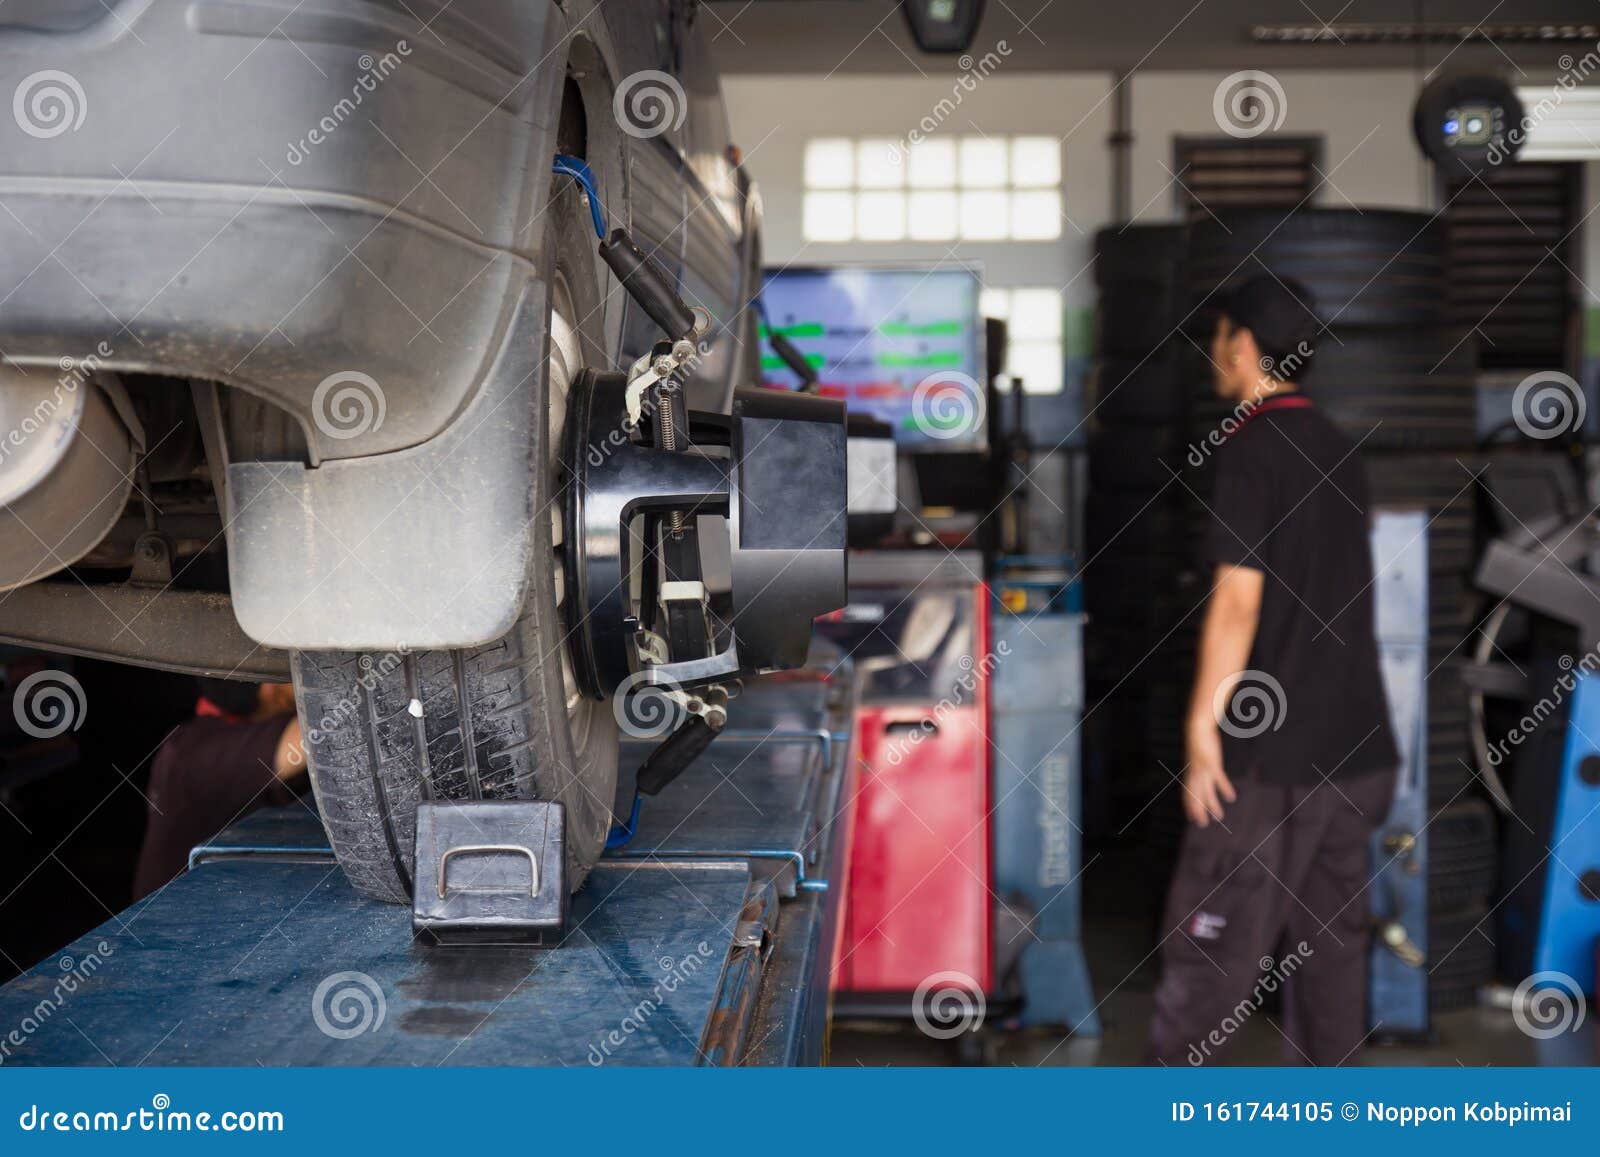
830, 848, 1587, 1067
831, 929, 1550, 1067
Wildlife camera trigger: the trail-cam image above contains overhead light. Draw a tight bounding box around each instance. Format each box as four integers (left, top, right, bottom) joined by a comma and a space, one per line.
902, 0, 985, 54
1413, 74, 1524, 178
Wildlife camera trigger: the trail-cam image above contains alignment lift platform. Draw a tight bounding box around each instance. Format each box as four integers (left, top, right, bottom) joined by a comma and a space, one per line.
0, 655, 855, 1067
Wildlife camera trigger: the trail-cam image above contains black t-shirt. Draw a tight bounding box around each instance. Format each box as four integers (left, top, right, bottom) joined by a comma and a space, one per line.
1202, 399, 1399, 784
133, 713, 299, 900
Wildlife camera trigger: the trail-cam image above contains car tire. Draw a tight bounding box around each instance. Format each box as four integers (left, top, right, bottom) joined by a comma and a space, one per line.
292, 183, 619, 903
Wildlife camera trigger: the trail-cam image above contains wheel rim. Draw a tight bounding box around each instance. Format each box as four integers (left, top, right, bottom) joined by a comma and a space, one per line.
547, 271, 596, 751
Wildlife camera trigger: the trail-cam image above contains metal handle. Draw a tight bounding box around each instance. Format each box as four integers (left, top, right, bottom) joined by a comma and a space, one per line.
437, 844, 540, 899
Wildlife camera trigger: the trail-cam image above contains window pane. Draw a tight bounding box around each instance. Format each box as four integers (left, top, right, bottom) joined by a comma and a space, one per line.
805, 138, 854, 189
1010, 190, 1062, 240
908, 191, 958, 241
908, 138, 957, 188
1011, 136, 1061, 187
959, 190, 1009, 239
1008, 289, 1062, 339
959, 137, 1008, 188
803, 191, 855, 242
856, 191, 907, 241
979, 288, 1011, 321
857, 139, 904, 189
1009, 340, 1064, 394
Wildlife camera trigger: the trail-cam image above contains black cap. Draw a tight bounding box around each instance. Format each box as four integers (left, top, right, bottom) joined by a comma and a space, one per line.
1213, 275, 1320, 381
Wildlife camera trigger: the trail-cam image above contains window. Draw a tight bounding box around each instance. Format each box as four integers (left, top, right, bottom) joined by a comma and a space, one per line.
980, 287, 1063, 394
802, 136, 1063, 243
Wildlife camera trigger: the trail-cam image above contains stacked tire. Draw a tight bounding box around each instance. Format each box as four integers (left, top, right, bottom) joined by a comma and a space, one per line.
1186, 208, 1490, 1010
1083, 225, 1196, 884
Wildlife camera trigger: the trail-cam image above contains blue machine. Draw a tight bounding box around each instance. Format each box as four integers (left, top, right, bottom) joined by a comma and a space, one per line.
1474, 522, 1600, 1000
1517, 674, 1600, 992
991, 556, 1098, 1033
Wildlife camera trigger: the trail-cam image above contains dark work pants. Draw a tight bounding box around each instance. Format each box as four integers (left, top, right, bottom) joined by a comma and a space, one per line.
1145, 768, 1395, 1067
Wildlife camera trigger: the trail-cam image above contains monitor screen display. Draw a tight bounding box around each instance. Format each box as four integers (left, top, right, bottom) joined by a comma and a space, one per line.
760, 266, 986, 450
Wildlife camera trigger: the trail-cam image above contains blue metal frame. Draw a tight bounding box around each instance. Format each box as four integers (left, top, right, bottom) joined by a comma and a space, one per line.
0, 662, 857, 1067
1533, 672, 1600, 994
990, 601, 1097, 1033
1367, 508, 1431, 1037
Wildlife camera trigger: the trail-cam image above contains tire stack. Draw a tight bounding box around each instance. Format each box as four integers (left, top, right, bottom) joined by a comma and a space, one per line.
1083, 225, 1197, 882
1186, 208, 1491, 1010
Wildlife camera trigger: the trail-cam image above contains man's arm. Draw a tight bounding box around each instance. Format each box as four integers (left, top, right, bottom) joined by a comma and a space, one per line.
273, 715, 305, 780
1183, 563, 1265, 827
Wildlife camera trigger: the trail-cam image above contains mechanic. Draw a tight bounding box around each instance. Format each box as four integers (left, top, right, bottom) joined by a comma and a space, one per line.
132, 680, 307, 899
1145, 275, 1398, 1067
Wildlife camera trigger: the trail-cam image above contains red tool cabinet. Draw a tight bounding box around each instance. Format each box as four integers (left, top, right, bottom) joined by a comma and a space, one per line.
822, 552, 993, 997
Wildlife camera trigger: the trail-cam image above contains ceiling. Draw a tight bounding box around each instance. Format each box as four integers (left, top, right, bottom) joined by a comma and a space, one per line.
703, 0, 1600, 75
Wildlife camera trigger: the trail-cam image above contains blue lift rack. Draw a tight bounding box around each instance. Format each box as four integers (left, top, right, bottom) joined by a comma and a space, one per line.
0, 656, 855, 1067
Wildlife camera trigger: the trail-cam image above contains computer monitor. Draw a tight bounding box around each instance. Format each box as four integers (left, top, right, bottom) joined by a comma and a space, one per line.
760, 265, 987, 451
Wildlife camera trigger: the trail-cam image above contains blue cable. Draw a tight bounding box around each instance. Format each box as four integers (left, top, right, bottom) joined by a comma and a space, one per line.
552, 154, 607, 239
605, 792, 642, 851
751, 296, 774, 342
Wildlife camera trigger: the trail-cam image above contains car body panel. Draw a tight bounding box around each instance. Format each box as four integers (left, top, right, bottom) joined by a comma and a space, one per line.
0, 0, 759, 650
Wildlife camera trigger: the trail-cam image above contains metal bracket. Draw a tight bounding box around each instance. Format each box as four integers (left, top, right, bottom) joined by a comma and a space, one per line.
412, 801, 567, 945
128, 530, 175, 587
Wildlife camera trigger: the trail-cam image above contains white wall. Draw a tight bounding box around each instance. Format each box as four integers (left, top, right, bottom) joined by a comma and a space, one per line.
726, 66, 1596, 438
1126, 71, 1435, 219
725, 67, 1450, 400
723, 71, 1115, 321
726, 68, 1441, 272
